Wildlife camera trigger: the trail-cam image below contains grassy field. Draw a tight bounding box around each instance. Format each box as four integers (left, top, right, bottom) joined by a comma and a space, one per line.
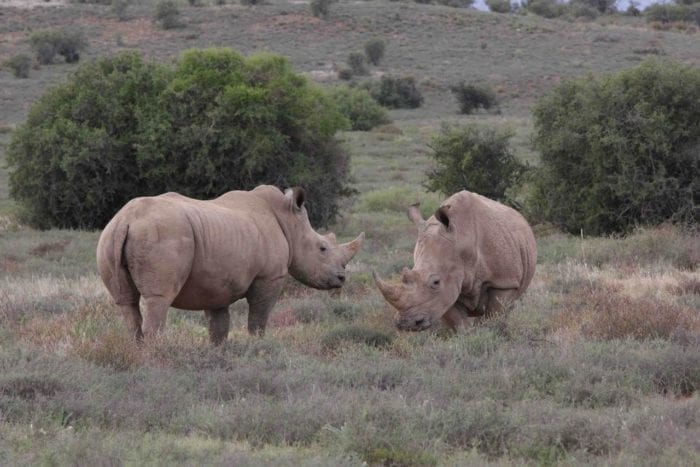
1, 1, 699, 465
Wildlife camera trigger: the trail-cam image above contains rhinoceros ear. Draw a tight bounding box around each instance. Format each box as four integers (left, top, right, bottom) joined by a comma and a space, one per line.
285, 187, 306, 211
435, 205, 451, 230
407, 203, 426, 228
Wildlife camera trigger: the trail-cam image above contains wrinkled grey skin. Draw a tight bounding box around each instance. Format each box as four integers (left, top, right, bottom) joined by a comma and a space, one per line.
374, 190, 536, 332
97, 186, 364, 344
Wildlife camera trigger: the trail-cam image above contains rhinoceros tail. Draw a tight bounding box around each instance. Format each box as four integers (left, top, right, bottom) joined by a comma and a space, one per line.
97, 219, 139, 305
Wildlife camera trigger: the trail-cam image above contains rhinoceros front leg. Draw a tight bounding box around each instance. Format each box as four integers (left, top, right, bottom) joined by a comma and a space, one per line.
246, 277, 286, 336
484, 288, 520, 318
205, 307, 231, 345
441, 306, 477, 332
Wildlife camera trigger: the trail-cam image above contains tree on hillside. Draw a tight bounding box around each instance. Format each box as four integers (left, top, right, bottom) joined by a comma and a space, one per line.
530, 60, 700, 235
8, 49, 351, 229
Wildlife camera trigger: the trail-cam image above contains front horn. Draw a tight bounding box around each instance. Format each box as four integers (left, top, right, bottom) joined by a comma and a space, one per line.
372, 271, 403, 308
340, 232, 365, 265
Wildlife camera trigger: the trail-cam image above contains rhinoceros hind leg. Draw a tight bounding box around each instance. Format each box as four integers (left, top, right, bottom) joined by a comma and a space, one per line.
119, 304, 143, 341
141, 296, 173, 338
205, 307, 231, 345
246, 277, 286, 336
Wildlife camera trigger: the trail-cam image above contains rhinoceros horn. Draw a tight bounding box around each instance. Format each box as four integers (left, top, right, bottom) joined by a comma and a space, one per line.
341, 232, 365, 265
407, 202, 426, 228
373, 270, 402, 307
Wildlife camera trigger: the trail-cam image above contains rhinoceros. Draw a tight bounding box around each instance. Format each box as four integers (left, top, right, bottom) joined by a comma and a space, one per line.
96, 185, 364, 344
374, 190, 536, 331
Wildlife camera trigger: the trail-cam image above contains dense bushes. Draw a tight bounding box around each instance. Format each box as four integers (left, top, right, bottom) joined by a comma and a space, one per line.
363, 75, 423, 109
29, 29, 86, 64
530, 60, 700, 235
450, 82, 498, 114
327, 86, 390, 131
8, 49, 351, 229
425, 124, 526, 202
645, 2, 700, 25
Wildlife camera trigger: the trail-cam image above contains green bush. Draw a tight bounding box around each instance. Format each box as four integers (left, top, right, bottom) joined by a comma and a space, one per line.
645, 3, 700, 25
347, 52, 367, 76
327, 86, 390, 131
530, 60, 700, 235
29, 29, 87, 65
4, 54, 32, 78
153, 0, 183, 29
110, 0, 130, 20
450, 81, 498, 114
570, 0, 615, 13
523, 0, 567, 18
364, 39, 385, 66
8, 49, 351, 229
486, 0, 511, 13
310, 0, 331, 18
425, 124, 526, 203
364, 75, 423, 109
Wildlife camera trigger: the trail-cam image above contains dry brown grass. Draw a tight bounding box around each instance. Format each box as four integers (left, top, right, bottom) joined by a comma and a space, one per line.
553, 282, 700, 341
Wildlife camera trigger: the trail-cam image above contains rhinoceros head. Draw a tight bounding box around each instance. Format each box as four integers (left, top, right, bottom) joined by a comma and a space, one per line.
279, 187, 364, 290
374, 203, 463, 331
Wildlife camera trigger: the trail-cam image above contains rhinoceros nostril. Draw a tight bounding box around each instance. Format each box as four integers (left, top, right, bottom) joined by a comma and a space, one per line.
415, 318, 426, 327
337, 273, 346, 283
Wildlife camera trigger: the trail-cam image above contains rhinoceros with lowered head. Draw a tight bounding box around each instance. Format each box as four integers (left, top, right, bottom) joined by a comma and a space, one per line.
374, 190, 536, 332
96, 185, 364, 344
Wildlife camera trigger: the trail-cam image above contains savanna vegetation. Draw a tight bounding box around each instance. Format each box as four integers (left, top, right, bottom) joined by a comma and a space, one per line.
0, 0, 698, 465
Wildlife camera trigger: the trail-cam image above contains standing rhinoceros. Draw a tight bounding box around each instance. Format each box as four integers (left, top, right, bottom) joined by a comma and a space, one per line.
373, 190, 536, 331
96, 185, 364, 344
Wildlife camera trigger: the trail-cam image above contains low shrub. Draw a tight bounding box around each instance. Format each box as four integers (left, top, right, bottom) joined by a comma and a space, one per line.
450, 81, 498, 114
4, 54, 32, 78
111, 0, 129, 20
486, 0, 511, 12
321, 326, 393, 351
153, 0, 184, 29
553, 283, 700, 340
363, 75, 423, 109
346, 52, 367, 76
29, 29, 87, 64
327, 86, 390, 131
363, 38, 385, 66
310, 0, 331, 18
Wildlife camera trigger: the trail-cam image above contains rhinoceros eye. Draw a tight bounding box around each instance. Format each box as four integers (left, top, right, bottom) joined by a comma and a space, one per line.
429, 275, 440, 289
319, 244, 327, 252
